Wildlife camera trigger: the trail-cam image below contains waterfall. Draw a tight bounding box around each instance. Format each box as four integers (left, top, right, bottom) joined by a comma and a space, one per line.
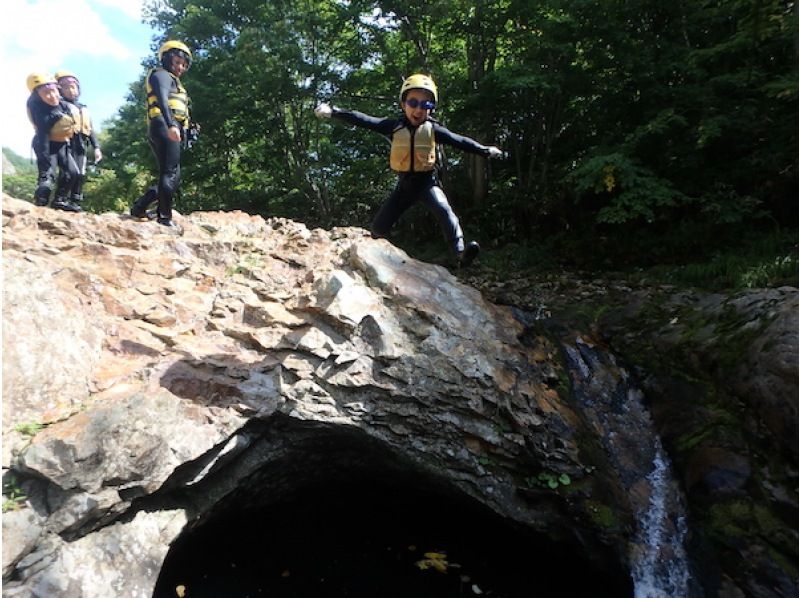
631, 436, 691, 597
561, 336, 692, 597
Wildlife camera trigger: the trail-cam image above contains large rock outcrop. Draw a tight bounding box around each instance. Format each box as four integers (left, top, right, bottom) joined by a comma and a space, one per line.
2, 197, 631, 596
3, 196, 796, 597
473, 271, 799, 597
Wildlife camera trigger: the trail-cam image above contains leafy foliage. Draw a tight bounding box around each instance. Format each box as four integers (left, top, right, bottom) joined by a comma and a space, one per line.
85, 0, 799, 270
3, 173, 37, 202
567, 153, 691, 224
2, 473, 27, 513
14, 421, 45, 436
3, 148, 36, 174
3, 148, 37, 201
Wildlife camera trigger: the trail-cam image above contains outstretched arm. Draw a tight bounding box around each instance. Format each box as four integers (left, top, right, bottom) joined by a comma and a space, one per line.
433, 123, 503, 158
315, 103, 397, 136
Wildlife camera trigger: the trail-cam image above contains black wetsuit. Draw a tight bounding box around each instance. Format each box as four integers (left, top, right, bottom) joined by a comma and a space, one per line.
27, 93, 78, 207
331, 108, 493, 254
132, 68, 186, 222
64, 98, 100, 203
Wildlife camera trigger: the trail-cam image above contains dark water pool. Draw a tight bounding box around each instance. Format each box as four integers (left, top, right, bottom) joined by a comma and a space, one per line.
154, 477, 631, 598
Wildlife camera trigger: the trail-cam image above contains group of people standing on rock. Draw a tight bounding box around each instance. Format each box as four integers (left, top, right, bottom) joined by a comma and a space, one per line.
25, 40, 196, 228
27, 39, 504, 266
25, 71, 102, 212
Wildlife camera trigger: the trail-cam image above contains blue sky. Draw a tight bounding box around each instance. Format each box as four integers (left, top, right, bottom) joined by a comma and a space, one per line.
2, 0, 159, 158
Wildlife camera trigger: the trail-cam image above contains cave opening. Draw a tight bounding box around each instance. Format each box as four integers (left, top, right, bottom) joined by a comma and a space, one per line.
153, 425, 632, 597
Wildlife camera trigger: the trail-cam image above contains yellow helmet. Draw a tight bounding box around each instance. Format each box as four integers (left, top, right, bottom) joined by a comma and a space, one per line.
399, 74, 438, 103
55, 70, 78, 83
158, 40, 192, 69
26, 72, 56, 93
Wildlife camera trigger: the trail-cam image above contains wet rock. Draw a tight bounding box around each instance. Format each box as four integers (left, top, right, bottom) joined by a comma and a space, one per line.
684, 447, 751, 495
477, 271, 798, 598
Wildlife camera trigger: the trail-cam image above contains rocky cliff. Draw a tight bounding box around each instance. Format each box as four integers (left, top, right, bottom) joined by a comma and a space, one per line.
2, 196, 633, 597
2, 195, 796, 597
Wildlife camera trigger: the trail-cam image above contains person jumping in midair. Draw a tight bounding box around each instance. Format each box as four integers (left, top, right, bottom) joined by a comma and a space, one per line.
315, 74, 503, 267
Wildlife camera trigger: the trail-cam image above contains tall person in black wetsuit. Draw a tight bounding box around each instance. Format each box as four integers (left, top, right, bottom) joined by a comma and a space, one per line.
130, 40, 193, 229
55, 71, 103, 207
314, 74, 503, 267
25, 72, 81, 212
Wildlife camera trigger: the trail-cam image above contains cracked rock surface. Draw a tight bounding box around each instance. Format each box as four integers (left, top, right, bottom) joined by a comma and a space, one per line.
2, 197, 629, 595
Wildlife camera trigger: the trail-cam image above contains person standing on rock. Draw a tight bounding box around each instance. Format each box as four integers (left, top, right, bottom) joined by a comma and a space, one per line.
55, 71, 103, 209
25, 72, 81, 212
314, 74, 504, 267
130, 40, 194, 230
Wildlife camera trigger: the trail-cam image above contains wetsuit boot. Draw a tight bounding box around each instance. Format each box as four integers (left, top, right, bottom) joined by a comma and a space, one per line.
130, 188, 157, 218
156, 217, 183, 234
52, 197, 82, 212
459, 241, 480, 268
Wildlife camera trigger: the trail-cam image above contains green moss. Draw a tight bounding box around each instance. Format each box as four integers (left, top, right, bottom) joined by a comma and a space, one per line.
674, 426, 716, 453
554, 368, 571, 402
753, 505, 798, 558
708, 501, 749, 539
584, 501, 619, 529
709, 501, 794, 546
767, 545, 799, 581
706, 500, 798, 578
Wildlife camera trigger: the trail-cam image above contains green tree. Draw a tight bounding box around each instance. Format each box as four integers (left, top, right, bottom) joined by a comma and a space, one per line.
95, 0, 795, 263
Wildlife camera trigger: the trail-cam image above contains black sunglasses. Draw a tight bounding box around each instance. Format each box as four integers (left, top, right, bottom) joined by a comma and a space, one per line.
404, 98, 436, 110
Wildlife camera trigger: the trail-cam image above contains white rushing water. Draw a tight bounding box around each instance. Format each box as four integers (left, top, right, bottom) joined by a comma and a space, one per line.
631, 436, 691, 597
559, 335, 692, 597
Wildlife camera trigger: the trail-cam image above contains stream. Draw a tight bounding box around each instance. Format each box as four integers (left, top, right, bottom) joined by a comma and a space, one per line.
561, 334, 692, 597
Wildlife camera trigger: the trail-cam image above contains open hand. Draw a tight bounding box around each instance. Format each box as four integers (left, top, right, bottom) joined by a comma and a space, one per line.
314, 103, 333, 118
487, 146, 504, 159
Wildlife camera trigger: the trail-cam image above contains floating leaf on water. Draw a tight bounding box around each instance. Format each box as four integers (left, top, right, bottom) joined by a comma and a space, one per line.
423, 551, 447, 559
416, 552, 449, 573
175, 585, 186, 598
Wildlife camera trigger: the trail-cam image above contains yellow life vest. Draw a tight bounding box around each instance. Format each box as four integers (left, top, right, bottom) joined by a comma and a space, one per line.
145, 68, 190, 125
49, 113, 77, 142
70, 103, 93, 137
26, 105, 76, 142
390, 121, 436, 172
65, 102, 87, 136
